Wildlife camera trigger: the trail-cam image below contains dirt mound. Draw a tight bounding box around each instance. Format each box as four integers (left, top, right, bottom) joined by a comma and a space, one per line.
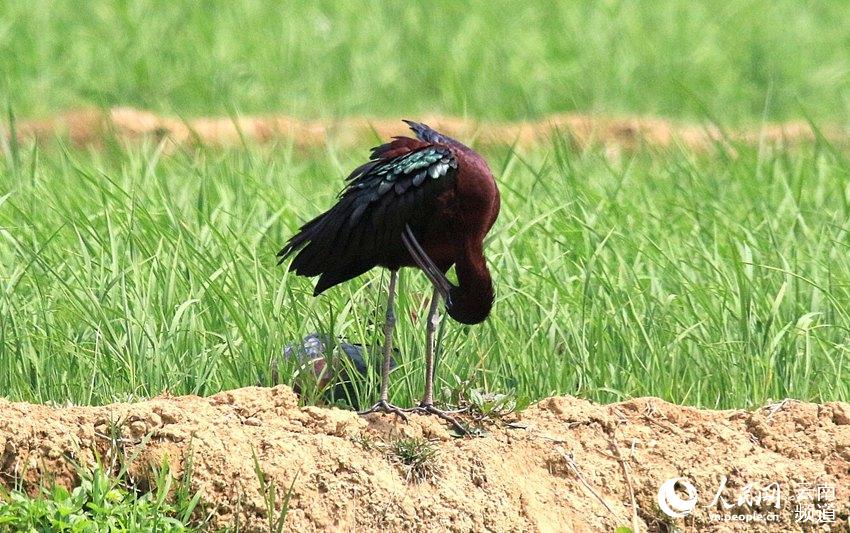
1, 387, 848, 532
5, 107, 847, 154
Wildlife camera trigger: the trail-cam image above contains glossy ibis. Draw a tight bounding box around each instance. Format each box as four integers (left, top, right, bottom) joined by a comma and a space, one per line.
277, 120, 500, 431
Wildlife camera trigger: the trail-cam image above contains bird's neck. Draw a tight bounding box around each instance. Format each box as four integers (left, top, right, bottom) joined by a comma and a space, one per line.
447, 239, 494, 325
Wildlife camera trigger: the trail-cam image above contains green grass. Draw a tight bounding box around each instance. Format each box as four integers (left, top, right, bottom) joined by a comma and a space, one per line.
1, 134, 849, 410
1, 1, 849, 124
0, 460, 201, 531
1, 1, 849, 412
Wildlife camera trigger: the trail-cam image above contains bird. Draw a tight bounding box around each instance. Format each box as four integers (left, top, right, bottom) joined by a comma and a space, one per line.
281, 333, 398, 409
277, 120, 500, 431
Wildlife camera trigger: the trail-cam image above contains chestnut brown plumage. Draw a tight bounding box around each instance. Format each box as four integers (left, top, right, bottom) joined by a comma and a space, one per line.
277, 121, 500, 430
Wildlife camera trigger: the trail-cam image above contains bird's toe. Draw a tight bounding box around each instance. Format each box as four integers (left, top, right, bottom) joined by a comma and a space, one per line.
358, 400, 409, 422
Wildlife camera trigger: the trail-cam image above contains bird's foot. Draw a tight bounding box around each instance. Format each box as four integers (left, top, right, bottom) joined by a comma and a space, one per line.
358, 400, 408, 422
405, 403, 468, 435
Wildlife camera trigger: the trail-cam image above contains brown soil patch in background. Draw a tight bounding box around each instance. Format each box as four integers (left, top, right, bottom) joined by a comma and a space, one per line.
1, 386, 848, 532
4, 107, 847, 153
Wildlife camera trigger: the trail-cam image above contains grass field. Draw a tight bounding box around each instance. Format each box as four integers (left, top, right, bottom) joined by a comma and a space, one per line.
2, 1, 850, 124
2, 137, 849, 411
1, 2, 849, 410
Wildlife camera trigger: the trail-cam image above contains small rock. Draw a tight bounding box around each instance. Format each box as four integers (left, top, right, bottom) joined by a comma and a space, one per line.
128, 420, 147, 439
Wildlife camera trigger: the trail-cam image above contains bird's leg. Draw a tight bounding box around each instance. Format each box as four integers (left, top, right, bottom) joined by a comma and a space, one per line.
378, 269, 398, 404
421, 286, 441, 407
359, 270, 407, 421
404, 287, 468, 435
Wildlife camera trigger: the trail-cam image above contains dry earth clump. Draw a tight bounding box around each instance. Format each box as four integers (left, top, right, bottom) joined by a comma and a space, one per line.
1, 386, 848, 531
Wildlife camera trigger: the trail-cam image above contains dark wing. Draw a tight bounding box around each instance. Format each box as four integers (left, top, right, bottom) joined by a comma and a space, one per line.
278, 141, 458, 295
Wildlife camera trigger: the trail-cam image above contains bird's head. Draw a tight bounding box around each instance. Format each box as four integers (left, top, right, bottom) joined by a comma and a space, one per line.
402, 225, 495, 326
445, 285, 494, 325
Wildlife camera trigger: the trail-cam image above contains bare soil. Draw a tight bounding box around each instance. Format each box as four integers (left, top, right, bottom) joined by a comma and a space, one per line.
1, 386, 848, 532
5, 107, 847, 154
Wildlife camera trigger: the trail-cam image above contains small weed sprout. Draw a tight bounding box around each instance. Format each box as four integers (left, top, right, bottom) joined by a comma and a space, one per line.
390, 437, 441, 484
466, 389, 517, 422
353, 432, 377, 452
251, 448, 298, 533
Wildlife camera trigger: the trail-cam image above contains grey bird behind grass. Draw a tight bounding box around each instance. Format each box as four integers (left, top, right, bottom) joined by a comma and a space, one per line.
279, 333, 398, 410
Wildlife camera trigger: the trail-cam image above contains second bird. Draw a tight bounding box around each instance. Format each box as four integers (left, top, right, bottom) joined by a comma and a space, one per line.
277, 120, 500, 431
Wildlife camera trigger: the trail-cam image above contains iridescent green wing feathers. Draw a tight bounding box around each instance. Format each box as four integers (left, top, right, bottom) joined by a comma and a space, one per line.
277, 144, 458, 295
345, 146, 456, 225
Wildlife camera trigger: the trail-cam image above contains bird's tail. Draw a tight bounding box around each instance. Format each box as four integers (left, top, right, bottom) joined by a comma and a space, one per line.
277, 202, 374, 296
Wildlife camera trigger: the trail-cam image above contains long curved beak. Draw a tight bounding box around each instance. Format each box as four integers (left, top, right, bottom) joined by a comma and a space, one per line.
402, 225, 453, 305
